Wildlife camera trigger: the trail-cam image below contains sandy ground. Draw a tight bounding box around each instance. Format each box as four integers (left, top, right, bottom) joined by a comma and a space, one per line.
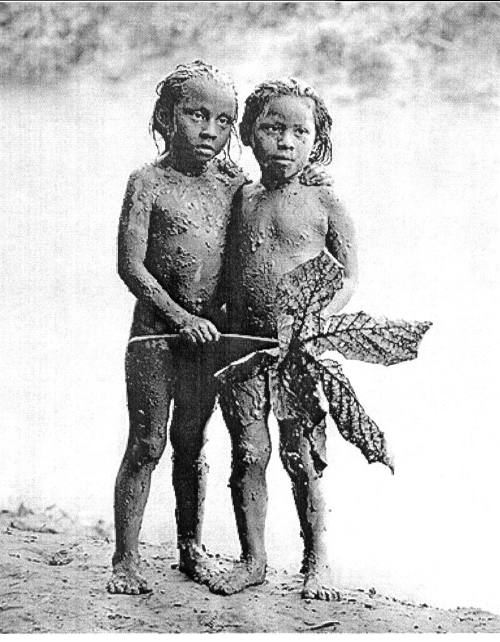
1, 508, 500, 634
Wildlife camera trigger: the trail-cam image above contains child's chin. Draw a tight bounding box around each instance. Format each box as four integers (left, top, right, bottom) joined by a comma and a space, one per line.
270, 162, 300, 178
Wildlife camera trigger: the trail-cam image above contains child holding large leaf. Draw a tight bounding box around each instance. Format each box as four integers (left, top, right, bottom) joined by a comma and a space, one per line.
210, 78, 430, 601
209, 78, 357, 600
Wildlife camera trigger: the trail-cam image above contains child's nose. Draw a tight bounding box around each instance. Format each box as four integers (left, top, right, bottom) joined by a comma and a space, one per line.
278, 131, 295, 149
200, 119, 218, 139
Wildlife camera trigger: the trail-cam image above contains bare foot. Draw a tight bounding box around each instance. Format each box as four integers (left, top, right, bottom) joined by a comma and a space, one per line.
107, 552, 151, 595
301, 560, 340, 601
178, 542, 222, 585
208, 558, 266, 596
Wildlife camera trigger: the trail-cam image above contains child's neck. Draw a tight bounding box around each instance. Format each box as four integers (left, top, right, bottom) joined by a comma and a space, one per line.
260, 170, 301, 191
164, 149, 210, 177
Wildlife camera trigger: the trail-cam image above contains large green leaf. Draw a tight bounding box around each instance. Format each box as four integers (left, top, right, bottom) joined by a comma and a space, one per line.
215, 252, 429, 473
276, 250, 344, 355
317, 357, 394, 471
269, 351, 393, 471
303, 311, 432, 366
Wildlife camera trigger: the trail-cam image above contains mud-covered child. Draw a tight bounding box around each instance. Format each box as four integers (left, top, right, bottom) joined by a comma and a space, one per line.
209, 79, 358, 600
107, 63, 330, 595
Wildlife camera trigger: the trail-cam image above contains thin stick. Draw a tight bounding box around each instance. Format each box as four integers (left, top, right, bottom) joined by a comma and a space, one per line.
128, 333, 278, 346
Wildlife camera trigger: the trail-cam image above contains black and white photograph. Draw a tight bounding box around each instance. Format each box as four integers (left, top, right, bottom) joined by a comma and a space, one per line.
1, 1, 500, 634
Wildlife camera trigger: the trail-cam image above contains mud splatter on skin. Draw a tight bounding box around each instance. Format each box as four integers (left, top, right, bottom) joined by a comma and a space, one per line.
113, 71, 337, 595
213, 370, 337, 600
226, 180, 356, 338
121, 161, 245, 333
210, 373, 270, 596
110, 159, 246, 595
212, 165, 357, 599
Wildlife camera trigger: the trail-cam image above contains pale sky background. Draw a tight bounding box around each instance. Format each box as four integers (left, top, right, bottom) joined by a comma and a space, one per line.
1, 2, 500, 617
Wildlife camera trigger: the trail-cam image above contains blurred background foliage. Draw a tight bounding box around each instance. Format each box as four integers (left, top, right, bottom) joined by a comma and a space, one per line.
0, 1, 499, 103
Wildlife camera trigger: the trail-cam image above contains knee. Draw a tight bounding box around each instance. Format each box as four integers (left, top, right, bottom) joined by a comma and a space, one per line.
170, 424, 206, 463
170, 415, 207, 470
126, 432, 167, 470
279, 445, 305, 479
229, 440, 271, 487
171, 450, 209, 480
279, 418, 327, 479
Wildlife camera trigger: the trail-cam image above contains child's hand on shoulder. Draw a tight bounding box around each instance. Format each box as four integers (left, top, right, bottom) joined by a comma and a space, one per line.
300, 164, 333, 187
179, 314, 221, 345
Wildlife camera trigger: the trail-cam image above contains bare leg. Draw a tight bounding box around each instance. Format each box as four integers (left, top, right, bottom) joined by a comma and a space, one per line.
209, 374, 270, 595
107, 340, 174, 595
279, 418, 339, 601
170, 349, 219, 584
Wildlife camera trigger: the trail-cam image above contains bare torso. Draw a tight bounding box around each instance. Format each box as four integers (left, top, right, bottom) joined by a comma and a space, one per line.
119, 160, 245, 336
226, 179, 337, 337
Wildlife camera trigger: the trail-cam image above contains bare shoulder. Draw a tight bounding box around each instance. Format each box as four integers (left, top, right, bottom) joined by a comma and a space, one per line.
120, 162, 166, 223
315, 185, 343, 211
315, 186, 353, 228
126, 160, 164, 187
214, 158, 251, 190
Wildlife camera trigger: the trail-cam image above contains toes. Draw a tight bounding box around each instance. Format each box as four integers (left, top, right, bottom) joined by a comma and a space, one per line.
209, 577, 236, 595
218, 583, 236, 596
322, 587, 340, 601
210, 580, 228, 594
302, 584, 340, 601
107, 573, 150, 595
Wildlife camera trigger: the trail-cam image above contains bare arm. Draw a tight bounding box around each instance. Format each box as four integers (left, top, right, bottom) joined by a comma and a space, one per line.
214, 184, 244, 311
117, 168, 218, 343
323, 190, 358, 313
117, 169, 191, 329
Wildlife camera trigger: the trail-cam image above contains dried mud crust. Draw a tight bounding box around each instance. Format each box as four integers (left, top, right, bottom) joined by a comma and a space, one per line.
1, 510, 500, 634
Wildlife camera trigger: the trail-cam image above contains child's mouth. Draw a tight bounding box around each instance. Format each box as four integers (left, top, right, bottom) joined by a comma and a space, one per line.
196, 145, 216, 156
271, 155, 294, 164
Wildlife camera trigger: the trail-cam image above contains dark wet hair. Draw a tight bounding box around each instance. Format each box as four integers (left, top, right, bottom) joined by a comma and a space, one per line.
240, 78, 333, 165
150, 60, 239, 156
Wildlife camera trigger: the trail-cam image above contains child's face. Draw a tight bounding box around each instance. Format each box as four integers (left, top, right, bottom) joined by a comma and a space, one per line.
251, 96, 316, 180
171, 77, 236, 165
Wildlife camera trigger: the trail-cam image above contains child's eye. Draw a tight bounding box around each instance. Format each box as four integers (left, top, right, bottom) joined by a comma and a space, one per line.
262, 124, 281, 133
295, 127, 309, 136
217, 115, 232, 127
185, 109, 205, 121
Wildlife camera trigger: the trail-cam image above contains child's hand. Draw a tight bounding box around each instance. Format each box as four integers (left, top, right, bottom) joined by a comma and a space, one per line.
300, 164, 334, 187
179, 314, 220, 345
